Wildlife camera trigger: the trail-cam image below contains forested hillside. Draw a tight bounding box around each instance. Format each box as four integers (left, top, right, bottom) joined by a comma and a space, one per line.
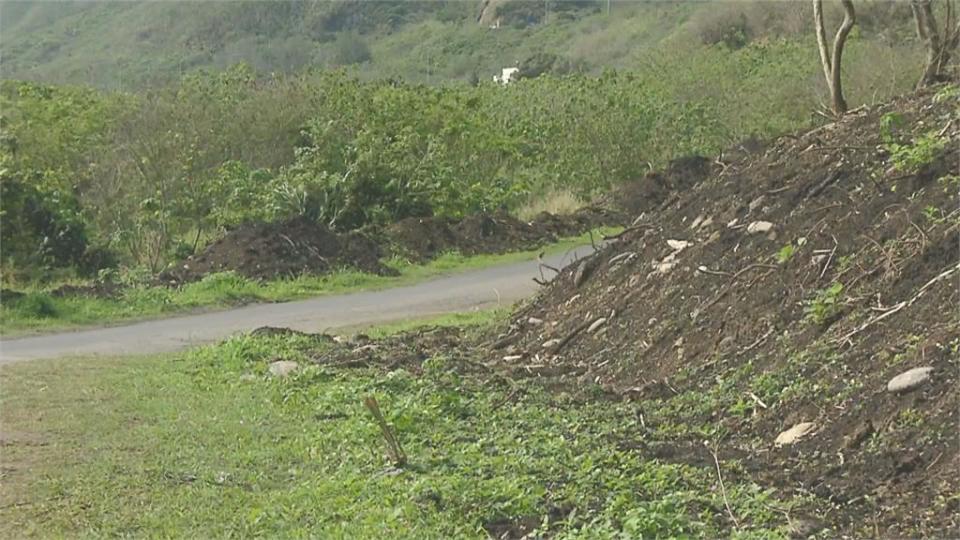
1, 1, 921, 87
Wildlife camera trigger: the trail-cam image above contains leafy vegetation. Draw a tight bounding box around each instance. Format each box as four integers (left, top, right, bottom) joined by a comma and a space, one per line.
0, 318, 796, 538
0, 1, 933, 289
880, 111, 948, 174
803, 282, 845, 327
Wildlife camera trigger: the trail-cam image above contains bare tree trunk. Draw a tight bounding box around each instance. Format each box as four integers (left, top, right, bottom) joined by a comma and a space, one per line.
914, 0, 960, 88
813, 0, 857, 115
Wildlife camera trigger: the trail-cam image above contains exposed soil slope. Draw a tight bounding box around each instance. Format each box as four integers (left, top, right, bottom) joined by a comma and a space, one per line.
164, 208, 624, 283
476, 86, 959, 537
162, 216, 394, 283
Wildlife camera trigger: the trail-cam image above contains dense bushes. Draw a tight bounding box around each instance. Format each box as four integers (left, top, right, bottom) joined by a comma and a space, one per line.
0, 30, 924, 279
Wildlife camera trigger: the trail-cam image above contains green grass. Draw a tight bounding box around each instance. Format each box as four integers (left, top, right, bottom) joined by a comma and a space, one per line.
0, 315, 794, 538
0, 229, 614, 336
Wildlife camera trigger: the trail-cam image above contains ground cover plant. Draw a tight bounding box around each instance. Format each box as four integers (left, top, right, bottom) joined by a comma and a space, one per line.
0, 316, 799, 539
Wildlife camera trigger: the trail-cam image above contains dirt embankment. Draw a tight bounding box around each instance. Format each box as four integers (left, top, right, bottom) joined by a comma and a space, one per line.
276, 86, 959, 537
163, 207, 626, 284
476, 86, 959, 537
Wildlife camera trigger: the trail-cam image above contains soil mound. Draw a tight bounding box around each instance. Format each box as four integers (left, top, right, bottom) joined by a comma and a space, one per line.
49, 282, 120, 299
483, 86, 959, 537
385, 216, 460, 262
163, 217, 393, 283
386, 209, 624, 262
453, 212, 549, 256
602, 154, 716, 217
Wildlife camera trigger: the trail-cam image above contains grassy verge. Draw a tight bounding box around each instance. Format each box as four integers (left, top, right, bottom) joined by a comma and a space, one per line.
0, 315, 793, 538
0, 229, 615, 336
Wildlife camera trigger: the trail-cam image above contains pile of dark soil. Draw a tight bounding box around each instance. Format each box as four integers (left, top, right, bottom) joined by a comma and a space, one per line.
386, 208, 623, 262
600, 154, 717, 218
49, 281, 121, 299
162, 205, 624, 284
477, 86, 959, 537
162, 217, 393, 283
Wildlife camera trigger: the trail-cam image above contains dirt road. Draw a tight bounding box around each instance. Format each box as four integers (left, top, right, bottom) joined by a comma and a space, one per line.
0, 246, 595, 363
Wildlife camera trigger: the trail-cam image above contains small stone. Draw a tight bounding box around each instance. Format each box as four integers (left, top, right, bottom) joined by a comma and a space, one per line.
527, 317, 544, 325
268, 360, 300, 377
887, 366, 934, 393
749, 195, 766, 212
655, 261, 677, 275
667, 239, 692, 251
775, 422, 816, 446
502, 355, 523, 361
542, 339, 561, 349
691, 215, 703, 229
698, 216, 714, 229
747, 221, 775, 234
727, 218, 739, 228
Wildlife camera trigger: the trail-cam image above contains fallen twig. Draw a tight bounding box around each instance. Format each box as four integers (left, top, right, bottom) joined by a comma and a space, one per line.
708, 443, 741, 530
602, 223, 654, 241
551, 319, 593, 353
748, 392, 769, 409
740, 326, 775, 354
834, 263, 959, 344
818, 236, 838, 281
697, 266, 734, 278
732, 263, 779, 281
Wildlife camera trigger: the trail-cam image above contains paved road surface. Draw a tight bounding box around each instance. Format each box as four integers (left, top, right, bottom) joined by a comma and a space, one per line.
0, 246, 595, 363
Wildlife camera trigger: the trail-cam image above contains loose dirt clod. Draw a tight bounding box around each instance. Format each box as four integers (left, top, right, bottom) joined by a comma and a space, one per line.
775, 422, 817, 446
887, 366, 934, 393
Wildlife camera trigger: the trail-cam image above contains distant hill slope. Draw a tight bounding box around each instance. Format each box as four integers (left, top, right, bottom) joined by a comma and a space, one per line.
0, 0, 920, 88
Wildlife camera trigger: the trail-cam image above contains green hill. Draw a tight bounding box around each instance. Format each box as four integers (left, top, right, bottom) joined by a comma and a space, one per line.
0, 0, 921, 88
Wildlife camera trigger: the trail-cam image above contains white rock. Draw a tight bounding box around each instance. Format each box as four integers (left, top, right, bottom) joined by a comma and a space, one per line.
775, 422, 816, 446
690, 215, 703, 229
655, 261, 677, 275
727, 218, 740, 228
542, 339, 561, 349
749, 196, 765, 211
667, 239, 692, 251
747, 221, 775, 234
268, 360, 300, 377
527, 317, 544, 325
698, 216, 714, 229
887, 367, 934, 393
502, 355, 524, 361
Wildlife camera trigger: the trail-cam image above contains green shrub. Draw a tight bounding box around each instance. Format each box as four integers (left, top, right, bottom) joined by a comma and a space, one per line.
804, 282, 845, 326
11, 292, 59, 319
